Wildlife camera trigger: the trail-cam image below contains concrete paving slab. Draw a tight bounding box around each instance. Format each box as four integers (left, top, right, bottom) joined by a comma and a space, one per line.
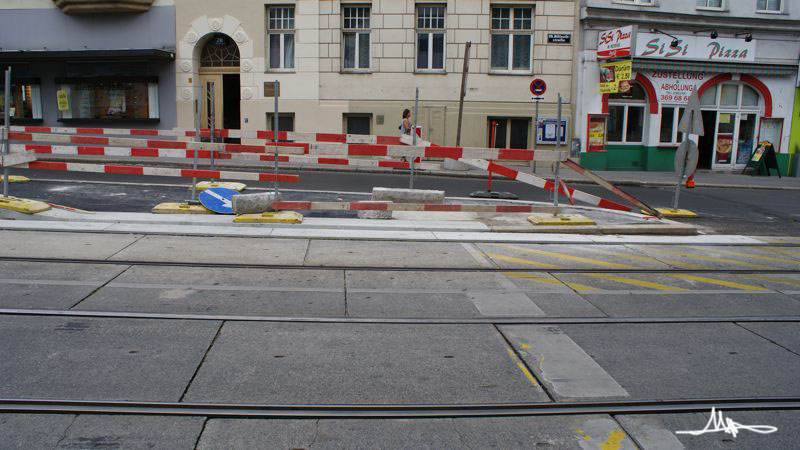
0, 219, 114, 232
0, 230, 141, 259
619, 411, 800, 450
559, 323, 800, 399
737, 322, 800, 355
0, 285, 103, 310
305, 241, 486, 268
346, 292, 480, 318
741, 273, 800, 293
499, 325, 630, 401
0, 316, 219, 401
271, 228, 440, 240
467, 291, 545, 316
555, 272, 774, 293
589, 234, 765, 245
433, 231, 594, 243
479, 243, 672, 270
346, 270, 510, 291
578, 292, 800, 318
198, 415, 636, 450
183, 322, 549, 404
612, 414, 685, 450
102, 265, 343, 288
626, 244, 799, 270
524, 292, 609, 317
0, 414, 204, 450
108, 235, 310, 265
76, 287, 345, 317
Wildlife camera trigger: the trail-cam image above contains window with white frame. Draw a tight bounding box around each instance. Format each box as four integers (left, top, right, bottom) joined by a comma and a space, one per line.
607, 83, 647, 144
267, 6, 295, 70
696, 0, 723, 9
659, 106, 686, 144
416, 5, 445, 71
613, 0, 655, 5
343, 6, 371, 70
490, 7, 532, 72
700, 84, 760, 110
756, 0, 782, 12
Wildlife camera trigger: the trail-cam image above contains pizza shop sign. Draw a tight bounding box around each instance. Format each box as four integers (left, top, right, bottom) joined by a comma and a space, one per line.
635, 33, 756, 62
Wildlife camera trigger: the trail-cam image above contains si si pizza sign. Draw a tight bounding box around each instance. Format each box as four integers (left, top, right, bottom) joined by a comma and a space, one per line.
597, 26, 636, 60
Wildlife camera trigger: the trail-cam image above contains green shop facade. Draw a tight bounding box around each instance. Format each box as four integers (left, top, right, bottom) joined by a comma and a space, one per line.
579, 28, 797, 175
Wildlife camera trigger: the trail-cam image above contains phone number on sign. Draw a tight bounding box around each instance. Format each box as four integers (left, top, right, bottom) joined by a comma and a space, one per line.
660, 94, 690, 103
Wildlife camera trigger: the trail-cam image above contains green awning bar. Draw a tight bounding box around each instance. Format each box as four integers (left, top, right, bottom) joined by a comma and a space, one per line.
633, 59, 795, 76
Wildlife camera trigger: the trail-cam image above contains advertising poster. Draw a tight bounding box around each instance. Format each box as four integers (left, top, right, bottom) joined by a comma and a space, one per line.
597, 26, 635, 60
536, 118, 568, 145
599, 60, 632, 94
715, 133, 733, 164
56, 90, 70, 111
587, 115, 607, 152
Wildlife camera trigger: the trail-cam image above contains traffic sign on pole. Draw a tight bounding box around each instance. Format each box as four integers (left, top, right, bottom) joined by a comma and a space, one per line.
199, 187, 239, 214
530, 79, 547, 97
678, 90, 704, 136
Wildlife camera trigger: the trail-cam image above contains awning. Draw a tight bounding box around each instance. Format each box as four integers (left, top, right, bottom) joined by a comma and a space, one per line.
0, 49, 175, 62
633, 58, 796, 76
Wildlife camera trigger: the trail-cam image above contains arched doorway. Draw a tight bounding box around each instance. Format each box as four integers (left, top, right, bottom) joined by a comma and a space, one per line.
199, 33, 240, 136
698, 82, 761, 169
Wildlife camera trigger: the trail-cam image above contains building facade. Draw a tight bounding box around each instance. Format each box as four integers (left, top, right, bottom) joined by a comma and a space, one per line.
0, 0, 176, 129
174, 0, 579, 149
577, 0, 800, 174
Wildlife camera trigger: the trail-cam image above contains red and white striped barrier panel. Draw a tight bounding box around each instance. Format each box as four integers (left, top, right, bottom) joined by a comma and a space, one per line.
562, 159, 660, 217
457, 158, 633, 213
16, 161, 300, 183
272, 201, 548, 213
12, 144, 442, 171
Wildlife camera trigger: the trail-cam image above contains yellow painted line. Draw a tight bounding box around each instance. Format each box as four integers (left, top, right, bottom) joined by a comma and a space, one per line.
645, 247, 756, 268
768, 247, 800, 258
505, 348, 539, 387
669, 274, 766, 291
486, 253, 561, 269
498, 245, 635, 269
689, 246, 800, 265
503, 272, 598, 292
580, 248, 710, 270
603, 430, 628, 450
749, 275, 800, 287
585, 274, 688, 291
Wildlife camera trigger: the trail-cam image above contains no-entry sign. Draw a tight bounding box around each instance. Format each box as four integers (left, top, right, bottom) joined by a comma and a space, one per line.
530, 79, 547, 97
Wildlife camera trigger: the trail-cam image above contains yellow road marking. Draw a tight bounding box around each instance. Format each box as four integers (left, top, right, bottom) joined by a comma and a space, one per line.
645, 247, 757, 268
602, 430, 628, 450
505, 348, 539, 387
486, 253, 561, 269
689, 246, 800, 265
669, 274, 766, 291
498, 245, 635, 269
767, 247, 800, 258
580, 248, 710, 269
503, 272, 597, 292
585, 274, 687, 291
749, 275, 800, 287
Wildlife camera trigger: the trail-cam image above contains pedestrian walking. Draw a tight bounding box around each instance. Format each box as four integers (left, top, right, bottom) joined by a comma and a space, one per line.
400, 109, 412, 135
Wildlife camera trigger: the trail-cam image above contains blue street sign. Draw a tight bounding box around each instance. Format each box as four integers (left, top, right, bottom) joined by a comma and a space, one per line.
199, 187, 239, 214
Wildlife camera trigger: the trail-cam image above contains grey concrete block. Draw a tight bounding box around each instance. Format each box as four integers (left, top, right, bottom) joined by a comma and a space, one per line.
232, 192, 280, 215
443, 158, 472, 171
372, 187, 445, 203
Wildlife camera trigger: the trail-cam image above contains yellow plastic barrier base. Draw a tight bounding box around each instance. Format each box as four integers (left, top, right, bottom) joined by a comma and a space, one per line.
234, 211, 304, 224
528, 213, 596, 226
0, 175, 30, 183
151, 202, 213, 214
646, 208, 698, 218
0, 195, 51, 214
193, 181, 247, 192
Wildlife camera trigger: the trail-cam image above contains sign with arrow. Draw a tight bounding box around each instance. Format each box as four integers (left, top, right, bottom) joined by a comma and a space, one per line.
199, 187, 239, 214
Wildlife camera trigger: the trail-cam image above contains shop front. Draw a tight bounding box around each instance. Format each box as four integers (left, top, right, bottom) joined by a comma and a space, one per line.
580, 28, 797, 173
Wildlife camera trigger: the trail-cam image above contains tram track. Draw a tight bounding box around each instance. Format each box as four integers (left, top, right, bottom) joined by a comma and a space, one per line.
2, 397, 799, 418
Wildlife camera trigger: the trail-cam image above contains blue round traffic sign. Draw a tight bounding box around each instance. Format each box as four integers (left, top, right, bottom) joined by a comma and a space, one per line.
530, 79, 547, 96
199, 187, 239, 214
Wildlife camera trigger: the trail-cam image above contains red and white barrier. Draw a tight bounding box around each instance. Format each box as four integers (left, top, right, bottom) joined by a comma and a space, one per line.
17, 161, 300, 183
561, 159, 661, 217
272, 201, 547, 213
457, 158, 632, 213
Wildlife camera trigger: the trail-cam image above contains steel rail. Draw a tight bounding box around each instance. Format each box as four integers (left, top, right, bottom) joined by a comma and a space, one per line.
2, 308, 799, 325
0, 256, 797, 274
2, 397, 799, 418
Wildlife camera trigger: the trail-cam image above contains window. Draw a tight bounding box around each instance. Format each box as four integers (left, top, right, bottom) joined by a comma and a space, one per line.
490, 7, 532, 72
56, 78, 159, 121
700, 83, 761, 110
613, 0, 654, 4
659, 106, 685, 144
200, 34, 240, 68
489, 118, 530, 149
0, 78, 42, 122
267, 6, 295, 70
756, 0, 782, 12
266, 113, 295, 132
607, 83, 646, 144
696, 0, 723, 9
344, 113, 372, 135
416, 6, 445, 71
343, 6, 371, 70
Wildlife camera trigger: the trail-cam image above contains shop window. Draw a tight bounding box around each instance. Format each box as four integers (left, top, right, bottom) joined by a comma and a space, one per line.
267, 6, 295, 70
0, 78, 42, 122
416, 6, 446, 71
608, 82, 646, 144
56, 78, 159, 121
756, 0, 782, 12
344, 113, 372, 135
659, 107, 686, 144
490, 7, 532, 73
700, 83, 761, 110
488, 118, 530, 149
343, 6, 371, 70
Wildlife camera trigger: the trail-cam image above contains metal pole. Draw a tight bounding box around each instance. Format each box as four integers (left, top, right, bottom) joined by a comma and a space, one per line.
208, 81, 215, 170
532, 97, 540, 174
2, 67, 10, 198
553, 93, 562, 215
190, 94, 200, 202
273, 80, 279, 197
410, 87, 419, 189
455, 42, 471, 146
